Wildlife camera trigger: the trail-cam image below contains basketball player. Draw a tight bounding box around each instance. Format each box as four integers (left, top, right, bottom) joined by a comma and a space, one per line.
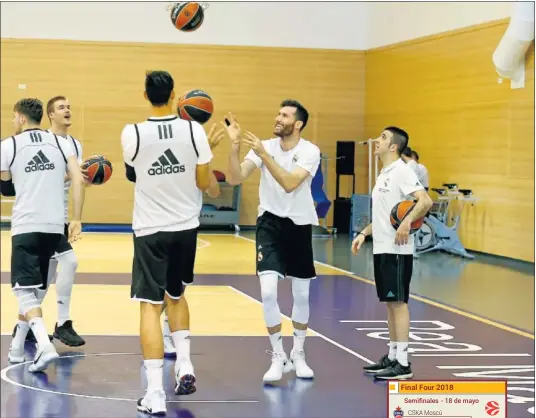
11, 96, 86, 348
1, 98, 85, 372
351, 127, 432, 380
401, 146, 419, 175
411, 150, 429, 192
223, 100, 320, 383
121, 70, 217, 415
161, 124, 222, 357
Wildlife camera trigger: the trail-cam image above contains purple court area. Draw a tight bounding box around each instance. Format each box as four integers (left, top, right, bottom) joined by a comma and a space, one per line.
1, 273, 534, 418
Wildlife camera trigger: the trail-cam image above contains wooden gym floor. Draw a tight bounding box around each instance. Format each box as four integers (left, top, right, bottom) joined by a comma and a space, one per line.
0, 230, 534, 417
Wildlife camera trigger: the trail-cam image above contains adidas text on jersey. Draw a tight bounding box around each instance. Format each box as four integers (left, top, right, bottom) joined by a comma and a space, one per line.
148, 149, 185, 176
25, 150, 55, 173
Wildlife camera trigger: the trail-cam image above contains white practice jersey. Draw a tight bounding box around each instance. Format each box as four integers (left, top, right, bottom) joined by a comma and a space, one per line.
121, 115, 213, 237
46, 131, 83, 223
371, 158, 424, 255
245, 138, 321, 226
0, 129, 75, 236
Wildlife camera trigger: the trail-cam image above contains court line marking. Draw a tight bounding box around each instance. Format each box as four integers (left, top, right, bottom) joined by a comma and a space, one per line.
227, 285, 374, 365
234, 235, 535, 341
0, 352, 259, 404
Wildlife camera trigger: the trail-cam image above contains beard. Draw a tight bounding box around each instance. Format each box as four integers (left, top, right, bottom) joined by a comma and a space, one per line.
274, 123, 294, 138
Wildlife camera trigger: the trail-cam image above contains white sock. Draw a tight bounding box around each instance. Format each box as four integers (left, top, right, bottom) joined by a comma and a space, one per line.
12, 321, 30, 350
57, 298, 71, 326
396, 342, 409, 366
144, 359, 164, 393
162, 316, 171, 338
55, 252, 77, 326
292, 329, 306, 352
171, 330, 191, 364
269, 331, 284, 354
28, 317, 51, 348
388, 341, 397, 360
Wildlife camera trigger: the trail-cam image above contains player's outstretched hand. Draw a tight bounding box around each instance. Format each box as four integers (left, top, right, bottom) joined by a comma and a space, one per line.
207, 123, 225, 150
221, 112, 241, 145
242, 131, 265, 157
68, 221, 82, 243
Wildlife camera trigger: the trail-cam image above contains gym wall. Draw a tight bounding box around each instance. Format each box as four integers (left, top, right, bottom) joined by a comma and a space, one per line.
365, 20, 535, 262
0, 38, 366, 227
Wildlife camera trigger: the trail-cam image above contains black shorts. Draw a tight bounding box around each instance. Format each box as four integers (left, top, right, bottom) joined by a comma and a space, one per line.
373, 253, 413, 303
52, 223, 73, 257
11, 232, 64, 289
131, 228, 198, 304
256, 211, 316, 279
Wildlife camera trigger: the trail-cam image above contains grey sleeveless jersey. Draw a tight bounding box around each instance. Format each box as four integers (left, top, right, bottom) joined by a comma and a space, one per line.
2, 129, 74, 236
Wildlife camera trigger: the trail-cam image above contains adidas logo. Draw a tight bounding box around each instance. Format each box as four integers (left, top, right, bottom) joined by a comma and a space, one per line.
148, 149, 185, 176
25, 151, 55, 173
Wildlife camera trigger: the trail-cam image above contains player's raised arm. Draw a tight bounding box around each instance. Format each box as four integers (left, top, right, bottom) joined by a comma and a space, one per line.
222, 113, 257, 185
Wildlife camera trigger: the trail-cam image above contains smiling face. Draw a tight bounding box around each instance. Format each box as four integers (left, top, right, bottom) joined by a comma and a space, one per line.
273, 106, 302, 138
48, 98, 72, 128
373, 130, 396, 157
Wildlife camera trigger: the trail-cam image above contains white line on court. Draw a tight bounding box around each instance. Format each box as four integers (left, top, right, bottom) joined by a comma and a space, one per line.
0, 352, 259, 404
227, 285, 374, 365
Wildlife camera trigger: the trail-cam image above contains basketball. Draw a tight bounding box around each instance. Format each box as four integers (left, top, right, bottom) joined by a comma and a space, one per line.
81, 155, 113, 185
170, 2, 205, 32
177, 89, 214, 124
390, 200, 423, 234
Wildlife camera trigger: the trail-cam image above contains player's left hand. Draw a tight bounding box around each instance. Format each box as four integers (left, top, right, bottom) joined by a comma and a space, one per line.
80, 165, 92, 187
68, 221, 82, 243
242, 131, 266, 157
395, 220, 410, 245
207, 123, 225, 150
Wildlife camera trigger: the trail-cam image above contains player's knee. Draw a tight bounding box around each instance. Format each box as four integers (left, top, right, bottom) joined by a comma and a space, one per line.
58, 251, 78, 272
13, 288, 41, 316
291, 278, 310, 304
291, 278, 310, 323
259, 273, 278, 305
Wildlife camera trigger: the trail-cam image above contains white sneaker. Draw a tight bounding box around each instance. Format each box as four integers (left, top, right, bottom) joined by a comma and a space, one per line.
175, 361, 196, 395
8, 345, 25, 364
137, 390, 166, 415
28, 343, 59, 373
164, 336, 176, 357
263, 350, 289, 383
286, 350, 314, 379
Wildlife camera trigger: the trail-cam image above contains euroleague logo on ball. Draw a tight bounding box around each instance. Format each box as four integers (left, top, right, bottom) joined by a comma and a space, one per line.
485, 401, 500, 416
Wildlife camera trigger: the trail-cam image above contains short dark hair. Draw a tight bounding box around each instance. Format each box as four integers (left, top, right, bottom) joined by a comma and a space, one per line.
384, 126, 409, 156
145, 71, 174, 106
46, 95, 67, 120
281, 99, 309, 132
13, 98, 43, 124
411, 150, 419, 161
402, 146, 412, 157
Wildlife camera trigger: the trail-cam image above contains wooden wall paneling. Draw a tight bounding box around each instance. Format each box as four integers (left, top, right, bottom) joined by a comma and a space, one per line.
1, 39, 366, 227
364, 20, 535, 261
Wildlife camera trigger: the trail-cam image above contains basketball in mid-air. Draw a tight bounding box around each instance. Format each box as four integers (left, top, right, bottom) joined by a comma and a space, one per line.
170, 2, 205, 32
390, 200, 423, 234
81, 155, 113, 185
177, 89, 214, 124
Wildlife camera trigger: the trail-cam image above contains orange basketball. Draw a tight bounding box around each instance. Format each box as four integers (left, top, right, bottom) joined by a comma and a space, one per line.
170, 2, 205, 32
390, 200, 423, 234
177, 89, 214, 124
81, 155, 113, 185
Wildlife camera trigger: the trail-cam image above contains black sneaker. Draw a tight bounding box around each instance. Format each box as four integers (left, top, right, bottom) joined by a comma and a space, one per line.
53, 320, 85, 347
374, 360, 413, 380
12, 324, 53, 343
363, 354, 394, 374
